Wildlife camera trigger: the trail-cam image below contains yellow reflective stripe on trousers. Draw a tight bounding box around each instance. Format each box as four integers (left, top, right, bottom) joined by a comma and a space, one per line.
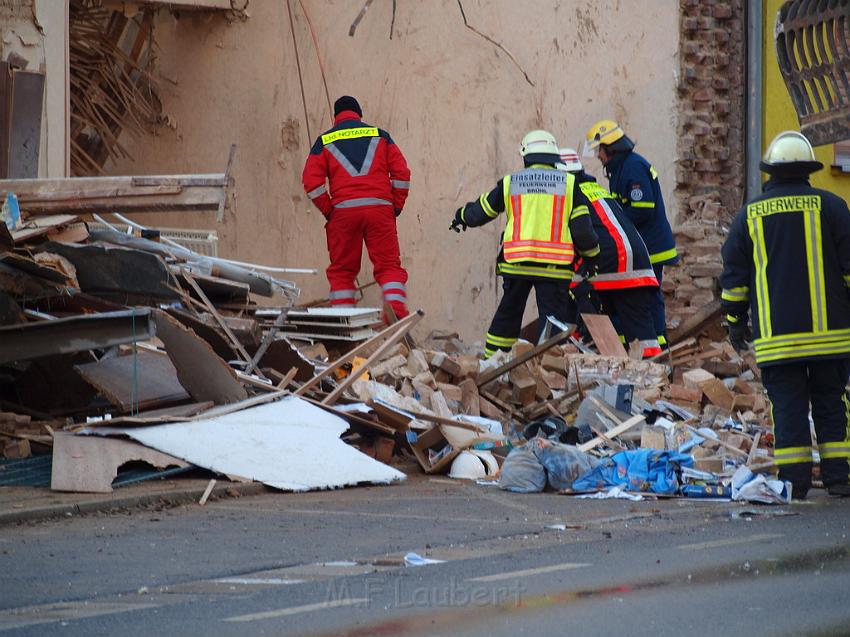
649, 247, 677, 264
844, 273, 850, 287
820, 442, 850, 459
774, 446, 813, 465
497, 263, 572, 280
804, 206, 827, 332
485, 333, 517, 347
748, 215, 771, 339
721, 286, 749, 302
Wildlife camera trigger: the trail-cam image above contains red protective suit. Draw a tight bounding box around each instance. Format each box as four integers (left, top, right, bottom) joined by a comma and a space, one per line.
302, 111, 411, 319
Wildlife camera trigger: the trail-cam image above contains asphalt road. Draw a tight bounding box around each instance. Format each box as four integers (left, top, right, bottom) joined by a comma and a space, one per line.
1, 475, 848, 637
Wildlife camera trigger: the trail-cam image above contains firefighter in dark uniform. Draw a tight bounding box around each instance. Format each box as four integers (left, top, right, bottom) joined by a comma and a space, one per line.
720, 130, 850, 499
585, 120, 677, 349
557, 149, 661, 359
450, 130, 600, 357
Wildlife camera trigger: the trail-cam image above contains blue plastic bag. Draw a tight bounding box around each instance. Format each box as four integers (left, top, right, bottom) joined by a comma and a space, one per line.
572, 449, 693, 495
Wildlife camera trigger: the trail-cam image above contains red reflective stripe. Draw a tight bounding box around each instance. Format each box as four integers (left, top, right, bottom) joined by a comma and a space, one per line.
506, 239, 575, 249
642, 347, 663, 358
591, 276, 659, 290
511, 195, 522, 242
592, 199, 627, 272
504, 250, 574, 261
550, 195, 564, 243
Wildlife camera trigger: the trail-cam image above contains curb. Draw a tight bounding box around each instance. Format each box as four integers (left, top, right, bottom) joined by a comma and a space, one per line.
0, 481, 269, 526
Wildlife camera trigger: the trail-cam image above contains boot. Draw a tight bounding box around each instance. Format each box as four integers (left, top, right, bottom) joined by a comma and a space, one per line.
791, 483, 810, 500
827, 483, 850, 497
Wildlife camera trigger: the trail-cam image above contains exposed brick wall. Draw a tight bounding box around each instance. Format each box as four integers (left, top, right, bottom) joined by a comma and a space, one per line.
665, 0, 746, 332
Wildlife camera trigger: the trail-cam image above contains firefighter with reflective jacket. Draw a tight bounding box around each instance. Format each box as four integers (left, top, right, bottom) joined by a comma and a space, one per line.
302, 96, 411, 321
585, 120, 677, 349
721, 130, 850, 499
558, 149, 661, 359
450, 130, 600, 357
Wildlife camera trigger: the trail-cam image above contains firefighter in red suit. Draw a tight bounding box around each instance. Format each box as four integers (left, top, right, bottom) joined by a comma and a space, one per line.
302, 96, 411, 320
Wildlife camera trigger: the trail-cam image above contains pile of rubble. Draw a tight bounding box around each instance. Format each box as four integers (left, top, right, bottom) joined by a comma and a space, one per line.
0, 176, 788, 502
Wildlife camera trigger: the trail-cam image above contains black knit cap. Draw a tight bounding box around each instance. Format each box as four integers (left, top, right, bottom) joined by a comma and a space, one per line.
333, 95, 362, 117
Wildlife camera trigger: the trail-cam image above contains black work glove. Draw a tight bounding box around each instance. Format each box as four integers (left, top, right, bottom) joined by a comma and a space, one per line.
449, 207, 467, 233
394, 207, 402, 217
725, 315, 751, 352
577, 255, 599, 279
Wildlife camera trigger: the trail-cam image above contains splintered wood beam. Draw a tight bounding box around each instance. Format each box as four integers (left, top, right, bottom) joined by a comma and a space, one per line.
181, 272, 258, 375
578, 415, 646, 453
295, 310, 422, 397
101, 0, 238, 9
475, 327, 573, 388
321, 310, 424, 405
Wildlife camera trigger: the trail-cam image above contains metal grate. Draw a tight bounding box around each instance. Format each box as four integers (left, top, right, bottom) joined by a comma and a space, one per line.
82, 222, 219, 257
775, 1, 850, 146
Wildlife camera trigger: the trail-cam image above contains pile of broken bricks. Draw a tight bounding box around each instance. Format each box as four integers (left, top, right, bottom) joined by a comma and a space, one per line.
0, 175, 790, 499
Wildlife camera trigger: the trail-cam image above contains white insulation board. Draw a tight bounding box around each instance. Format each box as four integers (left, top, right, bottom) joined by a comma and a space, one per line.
85, 396, 405, 491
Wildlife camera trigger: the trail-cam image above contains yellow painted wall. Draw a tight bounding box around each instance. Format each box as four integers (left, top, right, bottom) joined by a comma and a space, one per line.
763, 0, 850, 197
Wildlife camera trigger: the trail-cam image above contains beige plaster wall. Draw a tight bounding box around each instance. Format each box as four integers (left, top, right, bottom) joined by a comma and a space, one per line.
110, 0, 679, 341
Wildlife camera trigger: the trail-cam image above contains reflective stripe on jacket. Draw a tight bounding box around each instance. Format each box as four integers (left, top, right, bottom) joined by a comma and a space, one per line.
501, 168, 577, 264
458, 163, 599, 281
572, 177, 658, 291
605, 150, 677, 265
720, 177, 850, 366
302, 111, 410, 216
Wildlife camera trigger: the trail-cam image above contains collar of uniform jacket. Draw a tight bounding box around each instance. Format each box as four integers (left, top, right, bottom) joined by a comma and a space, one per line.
763, 175, 811, 192
334, 110, 362, 124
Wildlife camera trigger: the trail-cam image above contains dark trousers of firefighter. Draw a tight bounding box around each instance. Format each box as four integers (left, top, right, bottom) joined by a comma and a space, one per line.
598, 287, 657, 345
652, 264, 667, 345
325, 204, 408, 319
760, 358, 850, 489
485, 277, 571, 356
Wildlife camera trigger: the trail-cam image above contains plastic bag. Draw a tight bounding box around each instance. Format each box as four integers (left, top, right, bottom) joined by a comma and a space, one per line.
530, 438, 599, 490
498, 446, 547, 493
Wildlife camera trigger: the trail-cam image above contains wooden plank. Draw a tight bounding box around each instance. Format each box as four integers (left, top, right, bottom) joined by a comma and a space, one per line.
102, 0, 236, 10
0, 173, 227, 193
667, 299, 723, 345
578, 415, 646, 453
322, 311, 424, 405
152, 310, 248, 405
75, 351, 190, 412
0, 62, 11, 179
182, 271, 257, 374
580, 313, 628, 357
8, 70, 45, 178
51, 431, 189, 493
476, 328, 573, 387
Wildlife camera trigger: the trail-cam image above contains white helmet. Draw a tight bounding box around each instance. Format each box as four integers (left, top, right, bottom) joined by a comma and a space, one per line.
760, 130, 823, 174
448, 450, 499, 480
557, 147, 583, 172
519, 130, 559, 158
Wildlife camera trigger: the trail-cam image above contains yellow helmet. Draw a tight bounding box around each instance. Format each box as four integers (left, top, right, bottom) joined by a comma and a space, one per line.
585, 119, 625, 150
760, 130, 823, 174
519, 129, 559, 157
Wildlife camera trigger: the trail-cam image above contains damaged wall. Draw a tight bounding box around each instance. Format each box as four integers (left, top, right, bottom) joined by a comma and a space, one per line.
663, 0, 746, 332
107, 0, 680, 341
1, 0, 68, 177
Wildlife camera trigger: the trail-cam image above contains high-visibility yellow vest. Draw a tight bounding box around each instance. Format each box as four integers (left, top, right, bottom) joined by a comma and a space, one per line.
501, 168, 576, 265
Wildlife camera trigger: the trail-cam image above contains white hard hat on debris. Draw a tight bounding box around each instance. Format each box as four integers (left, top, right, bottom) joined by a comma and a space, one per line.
448, 450, 499, 480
